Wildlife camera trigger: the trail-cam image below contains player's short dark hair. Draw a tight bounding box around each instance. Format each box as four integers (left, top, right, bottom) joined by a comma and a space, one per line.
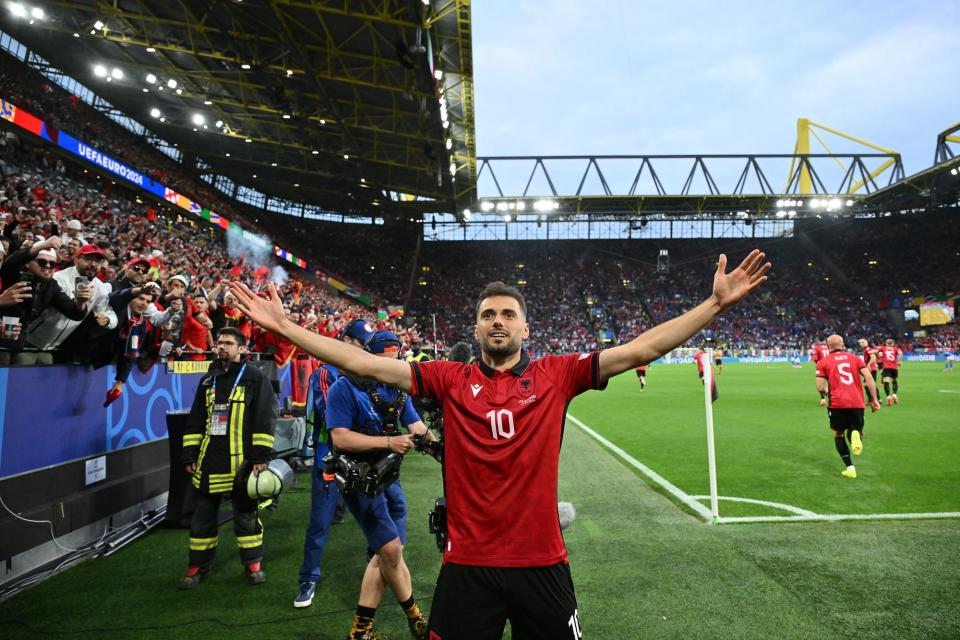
447, 341, 473, 363
475, 281, 527, 319
217, 327, 246, 345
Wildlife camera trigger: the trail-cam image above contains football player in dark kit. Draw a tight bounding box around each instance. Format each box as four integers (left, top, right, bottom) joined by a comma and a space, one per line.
229, 249, 770, 639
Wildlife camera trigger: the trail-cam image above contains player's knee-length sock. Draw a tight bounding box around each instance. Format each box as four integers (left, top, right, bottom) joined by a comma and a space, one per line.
892, 380, 899, 394
835, 436, 852, 466
883, 381, 891, 396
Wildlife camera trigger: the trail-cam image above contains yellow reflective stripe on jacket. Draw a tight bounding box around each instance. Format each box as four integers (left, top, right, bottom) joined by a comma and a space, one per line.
189, 537, 218, 551
195, 387, 215, 474
229, 386, 246, 476
236, 533, 263, 549
183, 434, 203, 446
251, 434, 275, 448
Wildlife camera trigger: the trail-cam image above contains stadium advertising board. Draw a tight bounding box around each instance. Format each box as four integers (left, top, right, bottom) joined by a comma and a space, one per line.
1, 95, 316, 272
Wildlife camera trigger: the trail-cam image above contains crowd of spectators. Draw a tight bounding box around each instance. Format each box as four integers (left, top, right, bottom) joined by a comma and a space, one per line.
1, 39, 957, 362
0, 135, 427, 410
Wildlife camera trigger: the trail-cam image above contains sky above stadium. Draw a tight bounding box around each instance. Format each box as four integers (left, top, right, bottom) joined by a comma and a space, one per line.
472, 0, 960, 191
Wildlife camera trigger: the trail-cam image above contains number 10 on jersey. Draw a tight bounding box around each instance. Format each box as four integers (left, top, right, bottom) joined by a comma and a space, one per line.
486, 409, 515, 440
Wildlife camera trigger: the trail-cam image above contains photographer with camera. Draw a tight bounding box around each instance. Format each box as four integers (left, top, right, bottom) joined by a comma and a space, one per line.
293, 318, 372, 609
324, 330, 432, 640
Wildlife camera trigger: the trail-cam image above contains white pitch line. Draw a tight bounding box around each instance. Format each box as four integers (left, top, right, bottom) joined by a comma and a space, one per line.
566, 413, 713, 521
717, 512, 960, 524
569, 414, 960, 526
689, 495, 817, 517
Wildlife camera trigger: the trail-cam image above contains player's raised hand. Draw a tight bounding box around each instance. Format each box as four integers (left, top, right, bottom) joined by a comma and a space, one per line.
229, 281, 286, 333
712, 249, 771, 311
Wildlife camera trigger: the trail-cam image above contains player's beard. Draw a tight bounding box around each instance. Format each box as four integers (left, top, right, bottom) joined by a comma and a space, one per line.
479, 332, 522, 359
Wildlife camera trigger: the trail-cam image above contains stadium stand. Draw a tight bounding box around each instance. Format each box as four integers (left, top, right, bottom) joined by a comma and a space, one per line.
3, 129, 957, 362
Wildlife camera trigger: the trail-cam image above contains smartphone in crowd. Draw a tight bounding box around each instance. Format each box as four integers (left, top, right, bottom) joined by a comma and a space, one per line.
74, 275, 89, 295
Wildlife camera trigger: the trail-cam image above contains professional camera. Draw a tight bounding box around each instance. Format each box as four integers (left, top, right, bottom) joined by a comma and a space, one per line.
428, 497, 447, 551
361, 453, 402, 497
322, 451, 366, 495
323, 450, 403, 497
411, 433, 444, 463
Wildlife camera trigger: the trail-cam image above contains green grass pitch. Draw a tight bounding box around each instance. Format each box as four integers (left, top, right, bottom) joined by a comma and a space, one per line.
1, 362, 958, 639
571, 361, 960, 519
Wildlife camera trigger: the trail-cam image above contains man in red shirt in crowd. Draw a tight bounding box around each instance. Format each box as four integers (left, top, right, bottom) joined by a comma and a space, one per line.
816, 335, 881, 479
811, 339, 831, 406
877, 338, 903, 406
229, 250, 770, 639
181, 291, 214, 360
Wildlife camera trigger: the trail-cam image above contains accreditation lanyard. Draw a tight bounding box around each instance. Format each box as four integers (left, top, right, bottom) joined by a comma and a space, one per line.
210, 364, 246, 436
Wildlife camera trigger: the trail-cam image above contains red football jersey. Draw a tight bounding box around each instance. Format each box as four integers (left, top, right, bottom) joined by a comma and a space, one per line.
862, 346, 879, 372
878, 345, 902, 370
816, 351, 867, 409
410, 351, 605, 567
811, 344, 830, 362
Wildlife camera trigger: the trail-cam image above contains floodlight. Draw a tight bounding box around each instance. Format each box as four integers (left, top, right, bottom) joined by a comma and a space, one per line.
30, 6, 43, 19
445, 138, 452, 150
503, 214, 511, 223
449, 162, 456, 175
9, 3, 27, 18
434, 69, 442, 80
145, 73, 156, 84
149, 107, 161, 118
109, 67, 122, 79
166, 78, 177, 89
215, 120, 223, 128
480, 201, 494, 212
93, 19, 104, 30
93, 64, 107, 78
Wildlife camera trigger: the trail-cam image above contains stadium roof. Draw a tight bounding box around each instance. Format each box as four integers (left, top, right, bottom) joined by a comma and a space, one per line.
5, 0, 476, 219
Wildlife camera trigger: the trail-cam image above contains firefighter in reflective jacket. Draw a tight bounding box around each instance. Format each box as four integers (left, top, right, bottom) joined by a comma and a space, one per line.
178, 327, 278, 589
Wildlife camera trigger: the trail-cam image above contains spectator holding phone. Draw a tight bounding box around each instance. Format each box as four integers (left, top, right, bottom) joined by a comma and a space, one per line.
1, 247, 88, 364
22, 243, 117, 362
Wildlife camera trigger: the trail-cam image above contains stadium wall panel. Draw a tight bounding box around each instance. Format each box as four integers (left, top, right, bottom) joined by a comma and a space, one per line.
0, 365, 205, 479
0, 438, 168, 563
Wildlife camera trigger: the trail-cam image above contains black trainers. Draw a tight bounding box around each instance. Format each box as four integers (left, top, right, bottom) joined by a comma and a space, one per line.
177, 567, 207, 590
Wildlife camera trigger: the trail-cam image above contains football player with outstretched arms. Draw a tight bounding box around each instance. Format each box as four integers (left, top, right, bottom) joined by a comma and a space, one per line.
229, 250, 770, 640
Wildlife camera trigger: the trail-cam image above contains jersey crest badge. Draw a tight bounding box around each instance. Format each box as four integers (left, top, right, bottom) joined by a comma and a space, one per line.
518, 378, 534, 398
470, 383, 483, 398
